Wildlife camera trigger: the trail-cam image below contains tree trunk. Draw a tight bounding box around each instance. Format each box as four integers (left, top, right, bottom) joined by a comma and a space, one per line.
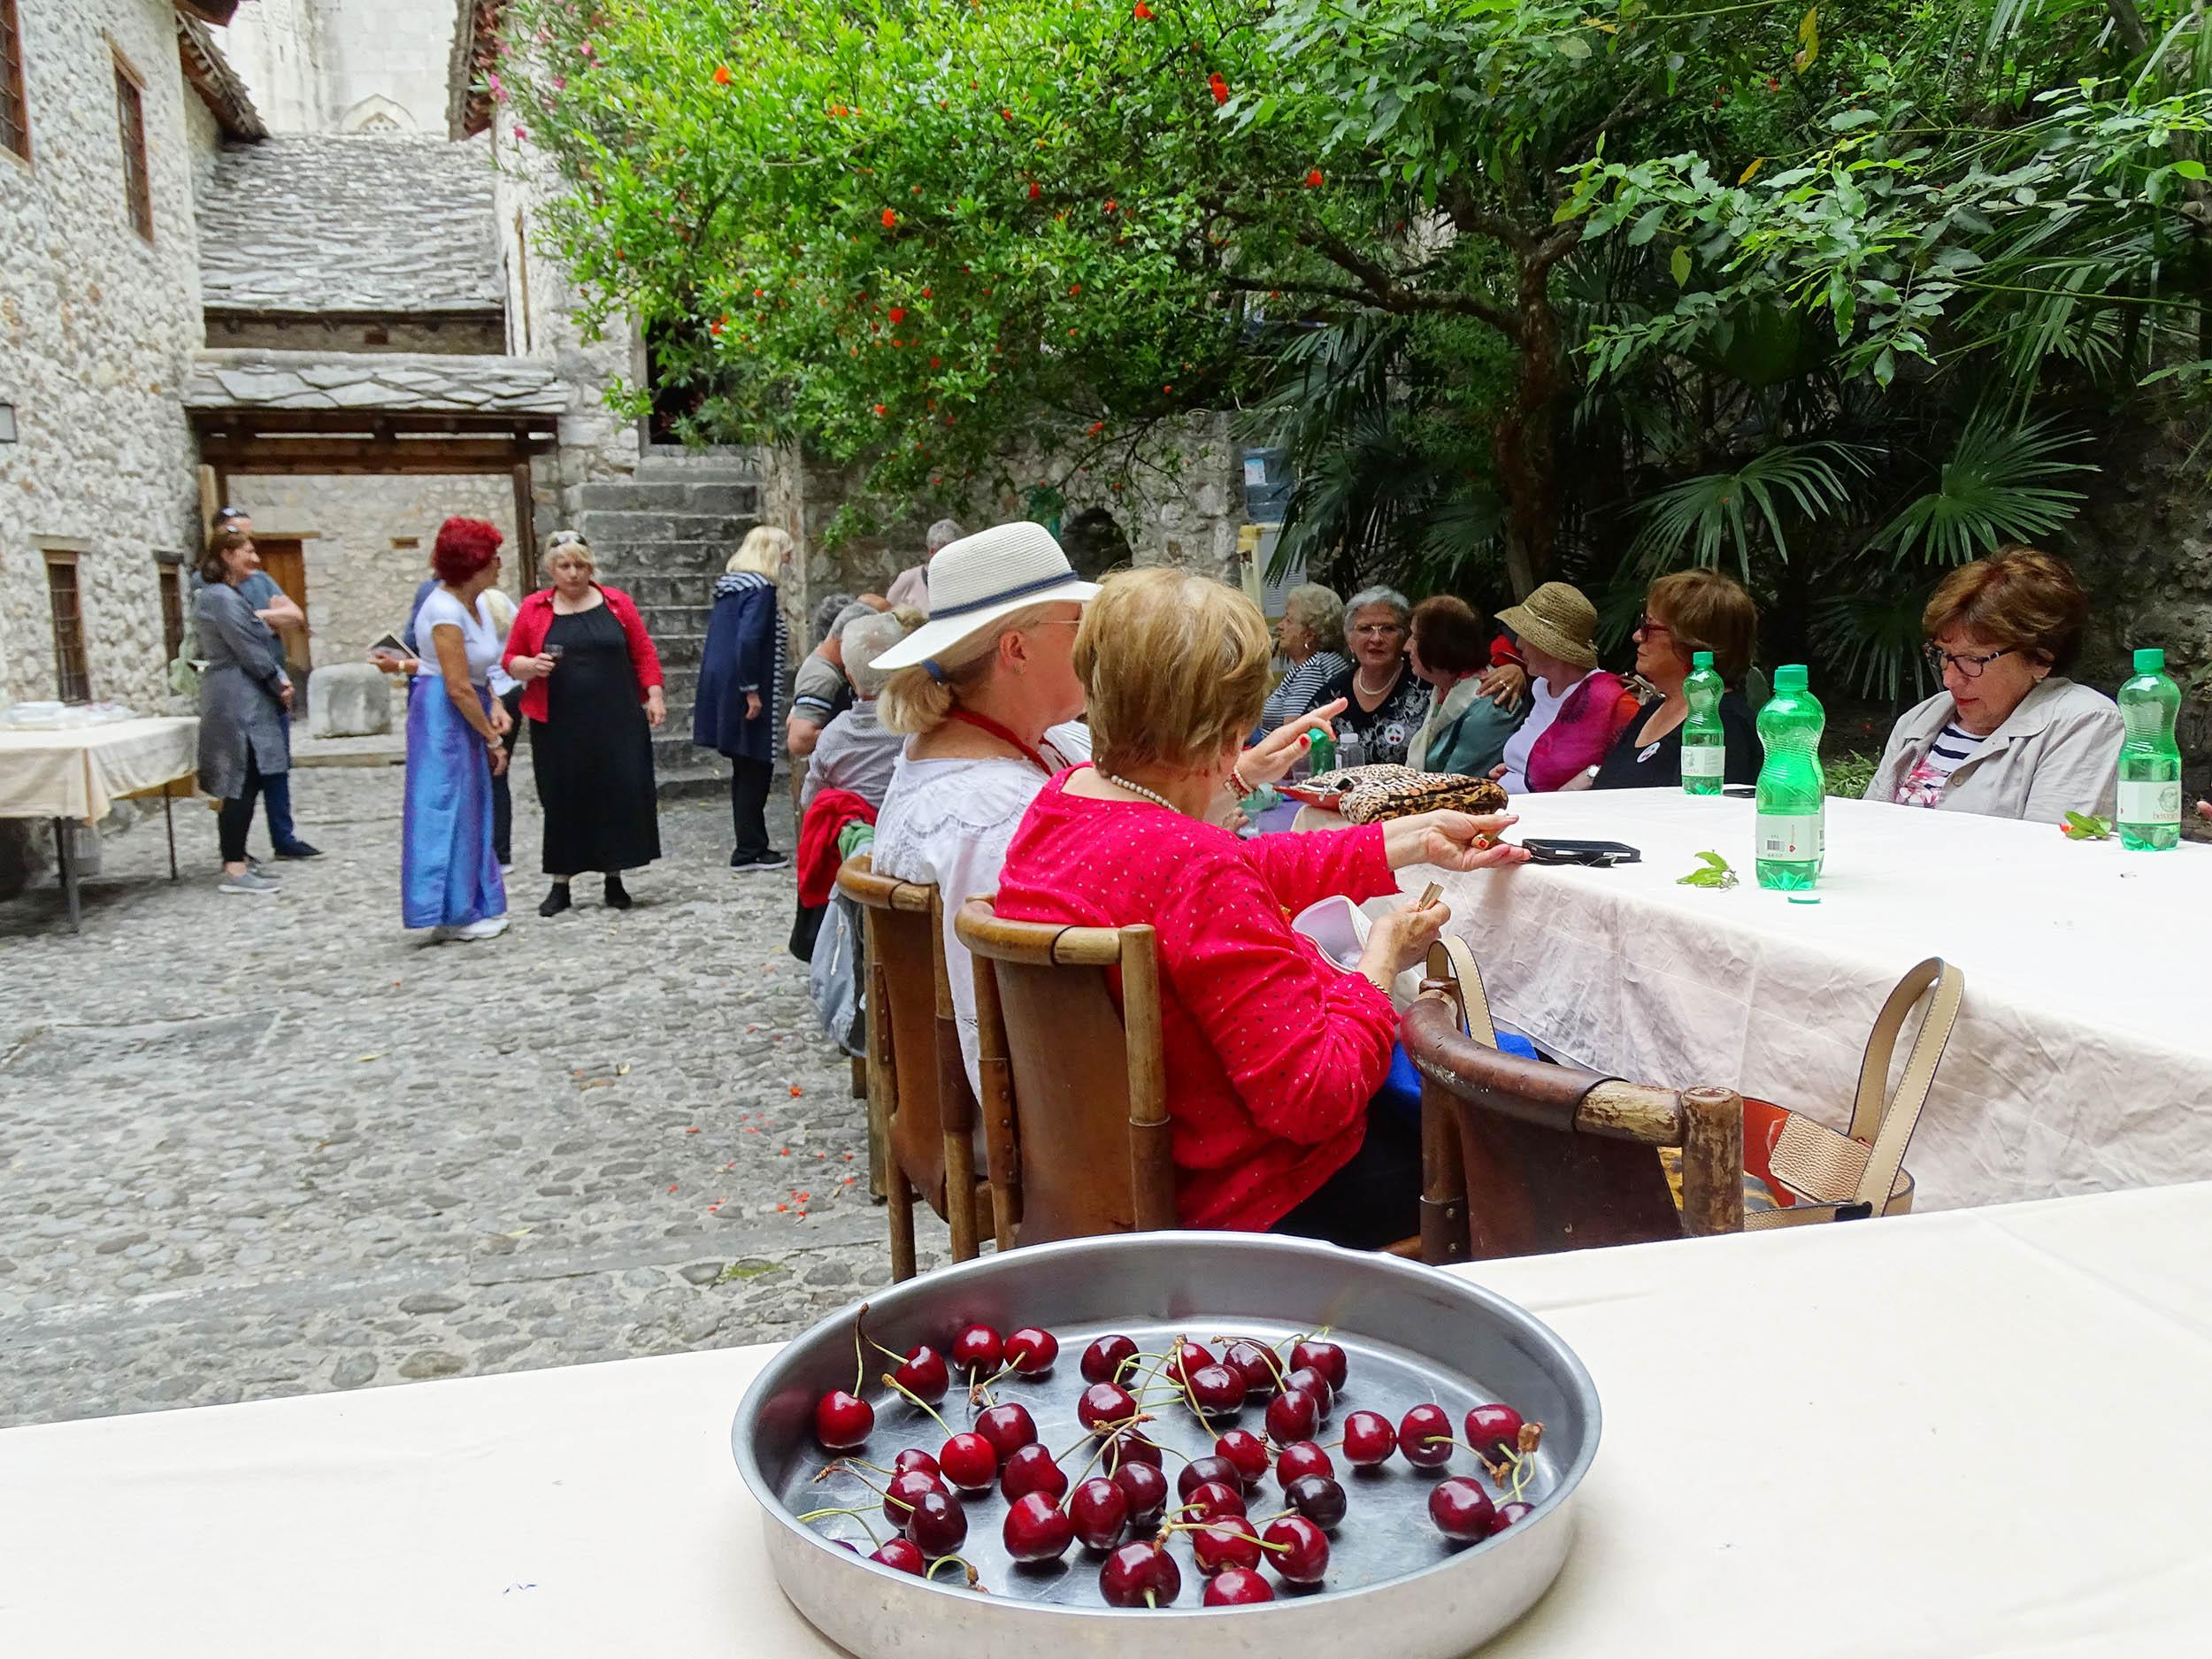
1492, 266, 1563, 600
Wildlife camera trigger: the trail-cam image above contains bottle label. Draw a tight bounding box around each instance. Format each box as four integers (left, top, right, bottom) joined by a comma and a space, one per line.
2118, 780, 2182, 825
1756, 814, 1823, 861
1681, 743, 1725, 779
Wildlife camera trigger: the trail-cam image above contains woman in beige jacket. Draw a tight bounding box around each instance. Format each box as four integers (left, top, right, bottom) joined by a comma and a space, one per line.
1864, 547, 2123, 823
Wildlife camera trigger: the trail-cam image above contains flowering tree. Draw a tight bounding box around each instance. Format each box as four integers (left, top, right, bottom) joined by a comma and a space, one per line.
498, 0, 1758, 591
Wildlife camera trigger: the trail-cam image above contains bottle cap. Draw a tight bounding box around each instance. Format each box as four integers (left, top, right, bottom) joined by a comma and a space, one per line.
1692, 650, 1715, 669
1773, 664, 1809, 692
2133, 647, 2166, 674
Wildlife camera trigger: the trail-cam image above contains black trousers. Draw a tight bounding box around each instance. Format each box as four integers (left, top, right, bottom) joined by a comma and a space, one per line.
218, 751, 264, 864
1271, 1105, 1424, 1252
490, 686, 522, 866
730, 757, 774, 860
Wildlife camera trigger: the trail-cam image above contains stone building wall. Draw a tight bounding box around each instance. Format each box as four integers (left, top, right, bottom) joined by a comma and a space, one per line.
222, 472, 521, 670
211, 0, 328, 134
0, 0, 215, 715
319, 0, 458, 136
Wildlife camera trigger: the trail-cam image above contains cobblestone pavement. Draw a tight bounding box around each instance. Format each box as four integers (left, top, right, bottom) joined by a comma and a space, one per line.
0, 758, 943, 1429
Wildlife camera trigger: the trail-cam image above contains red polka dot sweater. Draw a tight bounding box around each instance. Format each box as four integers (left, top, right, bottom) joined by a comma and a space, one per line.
994, 770, 1401, 1231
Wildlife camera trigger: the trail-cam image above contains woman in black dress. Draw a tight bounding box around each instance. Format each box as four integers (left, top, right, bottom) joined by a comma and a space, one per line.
1307, 586, 1430, 766
503, 538, 665, 914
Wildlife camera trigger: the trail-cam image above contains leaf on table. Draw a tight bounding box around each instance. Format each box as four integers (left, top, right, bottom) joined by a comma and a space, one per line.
1677, 849, 1740, 888
2061, 810, 2112, 841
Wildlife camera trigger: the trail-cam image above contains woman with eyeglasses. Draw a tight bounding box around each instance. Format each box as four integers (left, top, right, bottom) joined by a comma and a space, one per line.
1865, 546, 2123, 820
1592, 570, 1763, 789
1310, 587, 1430, 766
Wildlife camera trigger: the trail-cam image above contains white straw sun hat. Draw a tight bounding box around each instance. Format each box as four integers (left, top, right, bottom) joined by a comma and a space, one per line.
868, 521, 1098, 672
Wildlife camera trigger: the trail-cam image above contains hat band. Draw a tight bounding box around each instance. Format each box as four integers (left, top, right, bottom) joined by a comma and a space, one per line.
927, 567, 1079, 619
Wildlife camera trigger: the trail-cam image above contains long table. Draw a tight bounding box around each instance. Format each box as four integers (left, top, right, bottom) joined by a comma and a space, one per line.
2, 1184, 2206, 1655
1412, 787, 2212, 1212
0, 717, 197, 930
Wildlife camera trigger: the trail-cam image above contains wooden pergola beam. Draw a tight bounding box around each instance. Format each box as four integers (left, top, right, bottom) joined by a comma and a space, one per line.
190, 409, 559, 439
198, 436, 551, 475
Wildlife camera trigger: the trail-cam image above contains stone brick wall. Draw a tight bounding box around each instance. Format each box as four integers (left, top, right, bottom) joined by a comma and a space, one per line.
221, 472, 522, 670
0, 0, 214, 715
211, 0, 329, 134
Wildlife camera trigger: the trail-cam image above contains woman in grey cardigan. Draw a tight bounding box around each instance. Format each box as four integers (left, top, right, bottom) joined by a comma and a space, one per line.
1865, 547, 2123, 823
196, 528, 294, 895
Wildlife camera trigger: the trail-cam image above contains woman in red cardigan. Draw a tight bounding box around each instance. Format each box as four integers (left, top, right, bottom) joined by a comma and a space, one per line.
993, 568, 1529, 1248
503, 534, 665, 915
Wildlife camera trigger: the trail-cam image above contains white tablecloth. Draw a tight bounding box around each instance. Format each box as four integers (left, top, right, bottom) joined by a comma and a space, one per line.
1411, 788, 2212, 1212
0, 717, 198, 822
2, 1185, 2207, 1656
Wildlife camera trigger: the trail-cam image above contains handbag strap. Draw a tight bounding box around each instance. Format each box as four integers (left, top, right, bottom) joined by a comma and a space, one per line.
1424, 936, 1500, 1049
1845, 957, 1962, 1214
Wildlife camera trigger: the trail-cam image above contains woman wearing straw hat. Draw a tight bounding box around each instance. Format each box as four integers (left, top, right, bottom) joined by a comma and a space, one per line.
869, 522, 1104, 1094
1488, 580, 1640, 794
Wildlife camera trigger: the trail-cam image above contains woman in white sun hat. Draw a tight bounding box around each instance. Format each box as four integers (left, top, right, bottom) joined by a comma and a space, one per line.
868, 521, 1101, 1094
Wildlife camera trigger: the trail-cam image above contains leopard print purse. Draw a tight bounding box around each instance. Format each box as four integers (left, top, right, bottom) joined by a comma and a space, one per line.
1306, 764, 1510, 824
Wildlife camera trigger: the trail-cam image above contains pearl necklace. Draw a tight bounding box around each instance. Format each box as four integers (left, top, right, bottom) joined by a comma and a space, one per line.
1355, 662, 1399, 699
1097, 772, 1181, 814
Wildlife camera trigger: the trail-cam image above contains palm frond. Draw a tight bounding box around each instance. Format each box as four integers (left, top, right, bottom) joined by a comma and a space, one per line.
1872, 411, 2094, 565
1627, 443, 1872, 580
1813, 585, 1939, 704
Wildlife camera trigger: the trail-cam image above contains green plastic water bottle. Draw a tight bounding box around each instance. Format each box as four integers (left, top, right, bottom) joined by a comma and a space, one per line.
2117, 647, 2182, 851
1681, 650, 1725, 795
1755, 664, 1825, 890
1305, 725, 1336, 773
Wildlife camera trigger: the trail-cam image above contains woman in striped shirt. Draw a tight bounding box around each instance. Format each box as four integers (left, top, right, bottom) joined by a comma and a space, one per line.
1261, 583, 1353, 731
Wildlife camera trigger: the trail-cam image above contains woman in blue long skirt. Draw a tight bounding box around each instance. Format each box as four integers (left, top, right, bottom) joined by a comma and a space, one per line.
403, 517, 511, 941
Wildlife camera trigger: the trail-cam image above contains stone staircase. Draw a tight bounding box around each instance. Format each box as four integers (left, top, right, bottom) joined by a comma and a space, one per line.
564, 447, 766, 800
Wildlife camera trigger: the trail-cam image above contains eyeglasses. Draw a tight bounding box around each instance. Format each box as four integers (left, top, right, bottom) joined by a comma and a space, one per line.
1925, 644, 2014, 680
1634, 614, 1671, 638
1351, 622, 1406, 638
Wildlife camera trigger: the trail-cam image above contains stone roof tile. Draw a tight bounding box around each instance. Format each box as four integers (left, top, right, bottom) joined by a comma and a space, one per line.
186, 349, 569, 415
197, 134, 503, 314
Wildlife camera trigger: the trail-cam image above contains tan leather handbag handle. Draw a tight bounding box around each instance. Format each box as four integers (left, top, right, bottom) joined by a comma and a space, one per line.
1847, 957, 1962, 1215
1425, 936, 1500, 1049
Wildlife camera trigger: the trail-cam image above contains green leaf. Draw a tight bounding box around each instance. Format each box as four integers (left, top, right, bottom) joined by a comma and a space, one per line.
1677, 850, 1740, 889
1671, 245, 1693, 287
1829, 109, 1879, 131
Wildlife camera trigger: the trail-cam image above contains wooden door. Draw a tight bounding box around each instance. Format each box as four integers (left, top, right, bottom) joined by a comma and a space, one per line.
256, 539, 311, 673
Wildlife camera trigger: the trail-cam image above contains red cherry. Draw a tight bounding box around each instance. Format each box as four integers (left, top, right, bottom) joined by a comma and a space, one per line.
1002, 1491, 1074, 1562
869, 1537, 924, 1574
1080, 1334, 1137, 1383
938, 1430, 997, 1491
1099, 1540, 1181, 1608
1264, 1387, 1320, 1445
1176, 1455, 1242, 1502
1166, 1340, 1213, 1385
1399, 1403, 1455, 1468
1341, 1409, 1397, 1467
1291, 1339, 1348, 1390
949, 1323, 1002, 1375
814, 1389, 873, 1449
904, 1487, 968, 1556
1078, 1381, 1138, 1432
1490, 1500, 1533, 1534
1464, 1402, 1525, 1458
975, 1402, 1038, 1460
1187, 1363, 1246, 1413
1190, 1514, 1263, 1573
1068, 1475, 1129, 1550
1262, 1514, 1330, 1583
1112, 1460, 1169, 1526
1106, 1432, 1164, 1470
1429, 1476, 1496, 1540
1275, 1440, 1333, 1485
1283, 1365, 1334, 1415
891, 1345, 949, 1402
1223, 1340, 1281, 1395
1180, 1479, 1245, 1524
1205, 1566, 1275, 1604
882, 1468, 947, 1524
1285, 1472, 1347, 1531
1005, 1326, 1059, 1374
892, 1448, 941, 1479
999, 1440, 1067, 1503
1213, 1429, 1270, 1485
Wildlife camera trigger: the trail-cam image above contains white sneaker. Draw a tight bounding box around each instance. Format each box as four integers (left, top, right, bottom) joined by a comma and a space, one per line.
217, 869, 281, 895
442, 914, 510, 942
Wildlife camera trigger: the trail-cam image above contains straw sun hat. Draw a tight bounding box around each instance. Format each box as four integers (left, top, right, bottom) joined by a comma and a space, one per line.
868, 521, 1099, 672
1495, 580, 1601, 672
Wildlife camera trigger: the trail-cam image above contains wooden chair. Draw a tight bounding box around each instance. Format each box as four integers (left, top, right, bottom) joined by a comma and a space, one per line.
834, 856, 993, 1279
953, 898, 1175, 1248
1399, 958, 1745, 1263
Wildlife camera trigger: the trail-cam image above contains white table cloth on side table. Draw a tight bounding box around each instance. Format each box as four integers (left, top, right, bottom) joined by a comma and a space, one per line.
1403, 787, 2212, 1212
0, 716, 198, 930
1, 1184, 2208, 1658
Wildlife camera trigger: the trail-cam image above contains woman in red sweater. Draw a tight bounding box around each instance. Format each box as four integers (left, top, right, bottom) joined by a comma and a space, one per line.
994, 568, 1528, 1248
503, 535, 665, 915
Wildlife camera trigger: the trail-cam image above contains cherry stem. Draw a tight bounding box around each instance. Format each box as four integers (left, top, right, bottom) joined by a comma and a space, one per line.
925, 1553, 985, 1591
795, 1503, 878, 1528
880, 1371, 956, 1439
850, 1302, 871, 1397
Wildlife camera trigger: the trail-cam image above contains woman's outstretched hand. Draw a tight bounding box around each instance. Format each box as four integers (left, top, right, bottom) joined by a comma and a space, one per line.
1382, 809, 1528, 873
1242, 698, 1346, 785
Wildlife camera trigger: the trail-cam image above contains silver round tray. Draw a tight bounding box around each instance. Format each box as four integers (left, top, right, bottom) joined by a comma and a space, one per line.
732, 1232, 1599, 1658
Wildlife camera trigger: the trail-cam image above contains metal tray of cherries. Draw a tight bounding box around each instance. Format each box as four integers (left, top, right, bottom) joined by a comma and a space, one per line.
732, 1233, 1600, 1659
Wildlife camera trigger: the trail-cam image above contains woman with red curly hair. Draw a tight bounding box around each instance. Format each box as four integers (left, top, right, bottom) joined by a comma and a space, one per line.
403, 517, 512, 941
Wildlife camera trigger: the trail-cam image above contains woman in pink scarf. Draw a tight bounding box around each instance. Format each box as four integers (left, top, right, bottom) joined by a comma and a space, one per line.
1488, 581, 1638, 793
